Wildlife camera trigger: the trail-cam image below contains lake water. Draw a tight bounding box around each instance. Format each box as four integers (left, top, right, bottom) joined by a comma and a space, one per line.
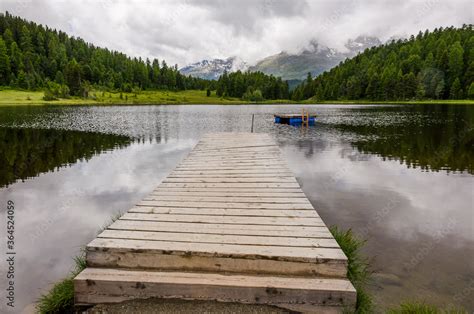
0, 104, 472, 312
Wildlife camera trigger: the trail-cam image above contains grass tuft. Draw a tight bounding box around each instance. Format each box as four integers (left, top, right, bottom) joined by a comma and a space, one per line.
330, 226, 374, 313
387, 301, 467, 314
36, 254, 86, 314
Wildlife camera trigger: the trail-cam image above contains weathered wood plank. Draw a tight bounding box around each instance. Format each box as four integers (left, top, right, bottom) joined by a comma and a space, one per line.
162, 177, 297, 183
144, 195, 311, 203
170, 169, 293, 174
138, 200, 314, 210
169, 173, 294, 178
186, 154, 281, 159
152, 188, 305, 194
187, 151, 281, 157
108, 220, 332, 238
158, 183, 301, 188
128, 207, 319, 218
97, 230, 338, 248
151, 191, 306, 197
175, 166, 291, 171
87, 238, 347, 262
120, 212, 324, 226
74, 268, 356, 309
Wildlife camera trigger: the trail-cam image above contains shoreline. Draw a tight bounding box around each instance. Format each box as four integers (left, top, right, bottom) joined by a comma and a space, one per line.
0, 89, 472, 106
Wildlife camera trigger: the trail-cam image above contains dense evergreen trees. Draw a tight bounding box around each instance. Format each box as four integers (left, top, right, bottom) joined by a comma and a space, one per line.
216, 70, 289, 100
0, 12, 208, 93
292, 25, 474, 101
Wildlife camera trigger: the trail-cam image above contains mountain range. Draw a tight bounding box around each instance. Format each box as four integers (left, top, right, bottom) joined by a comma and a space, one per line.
179, 36, 381, 82
179, 57, 248, 80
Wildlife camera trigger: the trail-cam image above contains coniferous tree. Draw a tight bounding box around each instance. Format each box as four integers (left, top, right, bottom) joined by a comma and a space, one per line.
450, 78, 462, 99
0, 36, 10, 84
448, 41, 464, 86
468, 82, 474, 99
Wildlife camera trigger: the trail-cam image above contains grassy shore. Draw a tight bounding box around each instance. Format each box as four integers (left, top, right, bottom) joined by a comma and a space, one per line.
304, 99, 474, 105
0, 89, 292, 106
1, 89, 472, 106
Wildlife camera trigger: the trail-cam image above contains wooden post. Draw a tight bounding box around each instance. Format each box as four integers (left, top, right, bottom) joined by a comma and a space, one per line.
251, 114, 255, 133
301, 109, 309, 127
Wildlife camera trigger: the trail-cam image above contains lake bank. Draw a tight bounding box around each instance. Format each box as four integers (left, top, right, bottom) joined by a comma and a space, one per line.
1, 89, 473, 106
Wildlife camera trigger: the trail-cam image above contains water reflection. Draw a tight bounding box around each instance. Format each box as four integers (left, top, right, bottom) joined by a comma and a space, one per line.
0, 104, 472, 312
0, 127, 132, 187
333, 105, 474, 174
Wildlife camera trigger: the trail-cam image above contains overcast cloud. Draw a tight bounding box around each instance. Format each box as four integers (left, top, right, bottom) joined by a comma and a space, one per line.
0, 0, 472, 66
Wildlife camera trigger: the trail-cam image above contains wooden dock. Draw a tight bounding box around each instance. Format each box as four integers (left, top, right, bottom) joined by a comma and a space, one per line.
74, 133, 356, 312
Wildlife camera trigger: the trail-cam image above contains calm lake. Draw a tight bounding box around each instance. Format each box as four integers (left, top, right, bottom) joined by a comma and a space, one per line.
0, 104, 472, 312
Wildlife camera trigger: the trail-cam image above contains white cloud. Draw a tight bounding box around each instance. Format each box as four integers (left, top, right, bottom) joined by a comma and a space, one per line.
0, 0, 472, 66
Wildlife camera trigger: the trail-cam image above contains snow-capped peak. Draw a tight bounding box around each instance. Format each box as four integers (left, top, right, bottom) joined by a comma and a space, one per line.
179, 56, 248, 80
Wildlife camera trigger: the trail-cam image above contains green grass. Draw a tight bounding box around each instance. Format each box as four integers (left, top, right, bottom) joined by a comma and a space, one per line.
387, 301, 467, 314
35, 212, 123, 313
304, 99, 474, 105
2, 88, 471, 106
0, 88, 292, 106
330, 226, 374, 313
36, 255, 86, 314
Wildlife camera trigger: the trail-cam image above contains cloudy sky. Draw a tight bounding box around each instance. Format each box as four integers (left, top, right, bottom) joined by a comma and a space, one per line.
1, 0, 472, 66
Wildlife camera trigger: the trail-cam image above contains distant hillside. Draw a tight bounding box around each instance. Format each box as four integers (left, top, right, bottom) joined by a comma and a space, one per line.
291, 25, 474, 101
179, 57, 247, 80
249, 36, 381, 80
0, 11, 208, 95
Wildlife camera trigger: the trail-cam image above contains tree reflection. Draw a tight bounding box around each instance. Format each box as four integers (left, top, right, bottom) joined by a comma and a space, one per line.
0, 127, 132, 187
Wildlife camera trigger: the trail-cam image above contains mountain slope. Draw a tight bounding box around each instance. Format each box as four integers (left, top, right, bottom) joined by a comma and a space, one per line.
249, 36, 381, 81
179, 57, 247, 80
291, 25, 473, 101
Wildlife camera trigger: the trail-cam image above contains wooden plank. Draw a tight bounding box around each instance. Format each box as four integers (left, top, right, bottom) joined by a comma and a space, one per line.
178, 163, 289, 168
170, 169, 293, 174
153, 187, 305, 193
128, 207, 318, 218
187, 154, 281, 159
108, 220, 332, 238
120, 213, 324, 226
185, 155, 281, 161
169, 173, 294, 178
151, 191, 306, 197
74, 268, 356, 310
97, 230, 338, 248
187, 151, 281, 157
87, 238, 347, 262
175, 166, 291, 171
158, 183, 300, 188
180, 160, 287, 164
138, 200, 314, 210
192, 146, 279, 153
144, 195, 311, 203
162, 177, 297, 183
